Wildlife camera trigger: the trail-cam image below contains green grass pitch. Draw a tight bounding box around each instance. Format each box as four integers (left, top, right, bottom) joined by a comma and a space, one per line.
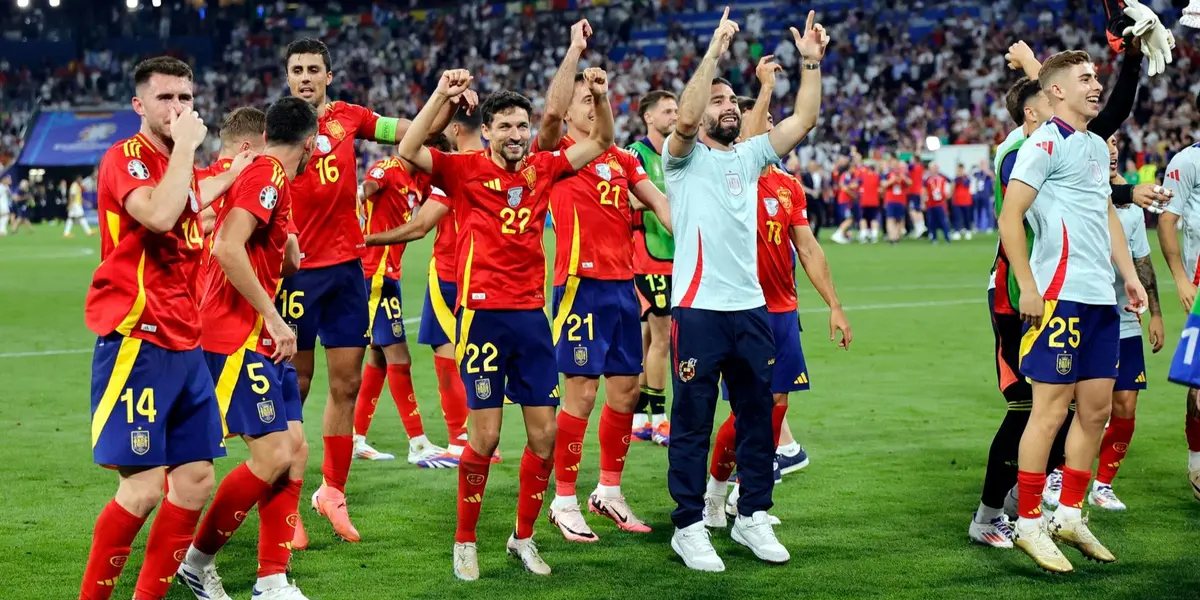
3, 224, 1199, 599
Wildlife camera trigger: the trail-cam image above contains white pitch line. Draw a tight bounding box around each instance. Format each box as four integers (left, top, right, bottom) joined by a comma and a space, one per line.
0, 299, 982, 360
0, 247, 95, 261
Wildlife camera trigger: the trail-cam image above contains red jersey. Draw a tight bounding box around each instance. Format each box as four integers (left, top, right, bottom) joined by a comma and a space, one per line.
632, 211, 673, 276
362, 157, 427, 280
85, 133, 206, 351
430, 184, 458, 282
757, 166, 809, 313
883, 168, 909, 204
925, 174, 949, 208
858, 168, 881, 208
549, 136, 648, 285
428, 148, 575, 310
952, 175, 973, 206
291, 101, 384, 269
200, 155, 294, 356
196, 158, 234, 289
908, 163, 924, 195
836, 169, 857, 204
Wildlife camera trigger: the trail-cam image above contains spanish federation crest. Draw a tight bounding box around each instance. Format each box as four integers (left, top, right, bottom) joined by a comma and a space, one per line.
764, 198, 779, 217
327, 119, 346, 140
474, 378, 492, 400
725, 172, 744, 195
130, 429, 150, 456
1056, 352, 1073, 375
257, 399, 276, 424
573, 346, 589, 367
259, 185, 279, 210
521, 165, 537, 189
507, 187, 523, 208
315, 135, 332, 154
595, 163, 612, 181
777, 187, 793, 212
391, 321, 404, 338
1089, 158, 1104, 183
678, 358, 697, 382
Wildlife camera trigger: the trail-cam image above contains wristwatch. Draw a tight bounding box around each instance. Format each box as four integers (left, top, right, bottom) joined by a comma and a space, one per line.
803, 62, 821, 70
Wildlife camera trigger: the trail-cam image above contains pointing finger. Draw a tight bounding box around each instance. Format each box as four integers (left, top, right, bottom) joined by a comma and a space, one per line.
805, 10, 815, 32
721, 6, 729, 22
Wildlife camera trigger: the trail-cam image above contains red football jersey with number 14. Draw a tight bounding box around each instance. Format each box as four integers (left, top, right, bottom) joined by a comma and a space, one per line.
85, 133, 206, 351
200, 155, 294, 356
291, 101, 382, 269
428, 148, 575, 310
549, 136, 648, 285
757, 166, 809, 313
362, 157, 427, 280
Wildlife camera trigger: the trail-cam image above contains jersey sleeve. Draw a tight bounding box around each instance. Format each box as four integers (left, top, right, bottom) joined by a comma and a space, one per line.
1163, 153, 1195, 217
619, 149, 650, 187
365, 161, 388, 187
663, 133, 698, 174
227, 168, 276, 226
741, 133, 779, 175
1010, 132, 1055, 192
537, 149, 576, 183
1129, 211, 1151, 259
101, 149, 155, 208
428, 148, 466, 199
785, 174, 809, 226
345, 103, 389, 143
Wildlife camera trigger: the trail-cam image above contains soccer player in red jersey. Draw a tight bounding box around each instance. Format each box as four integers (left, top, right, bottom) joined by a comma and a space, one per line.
882, 157, 911, 244
376, 68, 613, 580
275, 38, 459, 543
536, 26, 672, 541
176, 97, 314, 600
857, 162, 882, 243
829, 154, 860, 244
351, 153, 458, 467
79, 57, 224, 600
922, 166, 952, 243
907, 157, 927, 238
197, 108, 267, 235
951, 164, 975, 240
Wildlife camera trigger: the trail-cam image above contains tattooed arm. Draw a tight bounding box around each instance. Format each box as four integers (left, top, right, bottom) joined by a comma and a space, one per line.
1134, 254, 1165, 352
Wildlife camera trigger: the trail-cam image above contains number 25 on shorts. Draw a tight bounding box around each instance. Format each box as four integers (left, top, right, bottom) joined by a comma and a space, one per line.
1045, 316, 1080, 349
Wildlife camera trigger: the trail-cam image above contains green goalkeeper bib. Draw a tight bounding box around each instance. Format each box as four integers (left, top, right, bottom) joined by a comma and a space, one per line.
628, 139, 674, 261
993, 133, 1034, 309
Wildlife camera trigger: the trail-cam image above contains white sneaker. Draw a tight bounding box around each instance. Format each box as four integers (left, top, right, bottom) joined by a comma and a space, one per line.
453, 542, 479, 581
950, 231, 962, 241
831, 231, 849, 244
671, 522, 725, 572
1189, 468, 1200, 502
703, 492, 727, 528
547, 502, 599, 542
177, 559, 232, 600
353, 436, 395, 461
1043, 469, 1063, 509
730, 511, 790, 564
1003, 486, 1019, 521
722, 485, 780, 524
964, 231, 973, 240
407, 440, 449, 465
506, 535, 551, 576
968, 514, 1014, 548
251, 582, 310, 599
910, 225, 927, 239
1088, 484, 1127, 511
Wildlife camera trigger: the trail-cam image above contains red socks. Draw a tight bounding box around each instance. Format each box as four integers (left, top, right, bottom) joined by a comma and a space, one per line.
456, 445, 492, 543
598, 405, 633, 487
554, 411, 588, 497
353, 363, 387, 437
1016, 470, 1046, 519
709, 413, 738, 482
1096, 416, 1135, 485
322, 435, 353, 492
1187, 416, 1200, 452
772, 403, 788, 448
80, 500, 147, 600
1059, 466, 1092, 509
516, 447, 553, 539
133, 498, 201, 600
387, 364, 425, 439
193, 463, 271, 554
257, 479, 302, 578
435, 355, 469, 443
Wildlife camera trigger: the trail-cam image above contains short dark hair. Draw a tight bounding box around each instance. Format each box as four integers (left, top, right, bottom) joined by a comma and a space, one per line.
479, 91, 534, 127
452, 108, 482, 131
219, 107, 266, 145
573, 72, 586, 84
637, 90, 677, 122
713, 77, 735, 91
286, 38, 332, 71
736, 96, 756, 114
426, 133, 452, 153
265, 97, 318, 145
1005, 77, 1042, 126
133, 56, 192, 88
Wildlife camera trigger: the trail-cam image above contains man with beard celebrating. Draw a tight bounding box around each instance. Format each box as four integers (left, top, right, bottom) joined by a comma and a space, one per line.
664, 7, 829, 572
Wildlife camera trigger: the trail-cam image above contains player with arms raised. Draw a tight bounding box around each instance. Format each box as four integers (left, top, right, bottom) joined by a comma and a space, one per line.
394, 68, 613, 580
536, 19, 672, 541
275, 38, 457, 543
999, 50, 1147, 573
79, 56, 225, 600
176, 97, 314, 600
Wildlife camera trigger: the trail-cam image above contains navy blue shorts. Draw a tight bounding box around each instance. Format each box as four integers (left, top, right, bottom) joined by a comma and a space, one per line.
366, 275, 407, 347
418, 273, 458, 348
455, 308, 560, 410
908, 194, 921, 211
205, 349, 302, 437
769, 310, 809, 393
90, 334, 226, 467
552, 277, 642, 376
861, 206, 880, 223
1114, 335, 1147, 391
885, 203, 907, 221
1019, 300, 1119, 384
838, 203, 858, 221
279, 260, 370, 350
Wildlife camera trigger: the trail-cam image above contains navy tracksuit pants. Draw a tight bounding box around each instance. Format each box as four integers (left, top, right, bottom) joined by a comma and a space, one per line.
668, 306, 776, 529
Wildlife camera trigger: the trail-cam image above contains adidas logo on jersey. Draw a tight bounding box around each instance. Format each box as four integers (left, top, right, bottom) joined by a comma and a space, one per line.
1135, 372, 1146, 383
1168, 170, 1181, 182
483, 179, 503, 191
794, 373, 809, 385
1036, 141, 1054, 155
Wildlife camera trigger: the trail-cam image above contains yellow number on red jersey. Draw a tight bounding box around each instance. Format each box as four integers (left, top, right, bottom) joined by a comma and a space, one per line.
501, 207, 532, 234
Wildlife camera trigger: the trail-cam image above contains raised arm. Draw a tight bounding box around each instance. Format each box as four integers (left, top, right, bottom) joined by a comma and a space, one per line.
669, 6, 738, 160
398, 70, 473, 174
125, 110, 207, 234
538, 19, 591, 152
768, 11, 828, 157
212, 208, 296, 362
1005, 41, 1041, 79
364, 199, 449, 247
790, 222, 850, 349
741, 55, 781, 139
565, 68, 613, 170
1089, 43, 1143, 140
